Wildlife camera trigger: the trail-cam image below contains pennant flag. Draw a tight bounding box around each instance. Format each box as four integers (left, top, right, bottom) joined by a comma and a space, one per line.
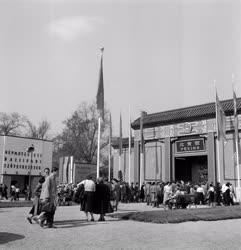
96, 48, 104, 120
215, 91, 227, 142
119, 113, 122, 156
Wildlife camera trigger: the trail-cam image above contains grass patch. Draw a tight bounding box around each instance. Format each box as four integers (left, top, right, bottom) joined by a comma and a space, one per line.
110, 206, 241, 224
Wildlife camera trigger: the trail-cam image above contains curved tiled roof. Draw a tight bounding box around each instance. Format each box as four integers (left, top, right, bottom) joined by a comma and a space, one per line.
132, 97, 241, 130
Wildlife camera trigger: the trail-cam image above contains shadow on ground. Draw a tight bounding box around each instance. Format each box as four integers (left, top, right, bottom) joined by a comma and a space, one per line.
54, 218, 119, 228
54, 219, 99, 229
0, 232, 25, 244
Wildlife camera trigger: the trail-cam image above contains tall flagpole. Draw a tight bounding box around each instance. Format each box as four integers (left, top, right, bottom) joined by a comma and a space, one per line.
108, 113, 112, 181
128, 105, 131, 185
232, 75, 240, 188
214, 81, 221, 183
140, 111, 145, 189
119, 113, 122, 172
96, 47, 104, 179
97, 117, 101, 179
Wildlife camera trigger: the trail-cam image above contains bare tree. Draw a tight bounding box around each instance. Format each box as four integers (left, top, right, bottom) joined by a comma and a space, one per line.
0, 112, 26, 135
26, 119, 51, 139
55, 101, 110, 164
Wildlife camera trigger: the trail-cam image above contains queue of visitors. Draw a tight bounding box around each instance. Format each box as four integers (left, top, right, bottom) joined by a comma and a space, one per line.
142, 181, 237, 209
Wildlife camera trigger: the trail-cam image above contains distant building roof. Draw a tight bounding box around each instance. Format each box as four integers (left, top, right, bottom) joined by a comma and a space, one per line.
0, 134, 52, 142
111, 137, 134, 149
132, 97, 241, 130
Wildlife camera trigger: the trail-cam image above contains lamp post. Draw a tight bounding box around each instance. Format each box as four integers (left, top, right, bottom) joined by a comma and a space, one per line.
27, 144, 34, 200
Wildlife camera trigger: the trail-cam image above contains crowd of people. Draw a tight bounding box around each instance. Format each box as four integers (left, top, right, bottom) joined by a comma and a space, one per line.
138, 181, 237, 209
57, 183, 75, 206
25, 173, 238, 228
0, 183, 31, 201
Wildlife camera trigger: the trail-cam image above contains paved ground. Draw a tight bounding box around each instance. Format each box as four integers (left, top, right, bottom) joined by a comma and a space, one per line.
1, 203, 241, 250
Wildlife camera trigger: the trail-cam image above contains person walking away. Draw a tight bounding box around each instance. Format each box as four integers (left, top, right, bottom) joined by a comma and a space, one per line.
140, 183, 145, 203
145, 182, 151, 205
15, 186, 20, 201
2, 184, 8, 200
196, 184, 205, 205
130, 183, 135, 202
163, 182, 172, 207
134, 183, 140, 202
10, 184, 16, 202
0, 184, 3, 200
156, 183, 163, 208
39, 167, 58, 228
78, 176, 96, 221
223, 183, 234, 206
207, 184, 215, 207
215, 182, 222, 206
94, 178, 113, 221
112, 179, 120, 211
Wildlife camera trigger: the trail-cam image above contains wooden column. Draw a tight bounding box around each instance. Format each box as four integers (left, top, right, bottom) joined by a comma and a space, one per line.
134, 140, 139, 183
164, 137, 171, 182
207, 132, 216, 184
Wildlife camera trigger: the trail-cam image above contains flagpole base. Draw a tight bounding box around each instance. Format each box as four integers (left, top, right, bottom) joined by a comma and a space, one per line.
235, 187, 241, 203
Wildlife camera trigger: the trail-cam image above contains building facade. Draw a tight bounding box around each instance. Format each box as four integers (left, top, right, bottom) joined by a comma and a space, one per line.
0, 135, 52, 195
113, 98, 241, 188
112, 137, 135, 183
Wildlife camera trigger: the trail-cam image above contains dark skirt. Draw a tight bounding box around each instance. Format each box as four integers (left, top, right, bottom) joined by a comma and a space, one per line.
83, 191, 95, 213
209, 191, 215, 202
93, 183, 113, 214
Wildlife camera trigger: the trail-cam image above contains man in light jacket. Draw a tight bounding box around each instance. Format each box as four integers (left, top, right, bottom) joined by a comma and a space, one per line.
40, 167, 58, 228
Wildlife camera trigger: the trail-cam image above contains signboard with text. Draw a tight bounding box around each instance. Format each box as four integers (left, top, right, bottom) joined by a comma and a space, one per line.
176, 138, 205, 153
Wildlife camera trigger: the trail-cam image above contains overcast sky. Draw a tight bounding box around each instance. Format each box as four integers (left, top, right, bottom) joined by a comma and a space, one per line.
0, 0, 240, 137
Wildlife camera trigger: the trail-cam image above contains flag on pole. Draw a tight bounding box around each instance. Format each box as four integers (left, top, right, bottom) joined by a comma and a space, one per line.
139, 111, 145, 188
96, 47, 104, 120
128, 106, 132, 185
215, 91, 227, 142
119, 113, 122, 156
233, 85, 240, 189
96, 47, 104, 179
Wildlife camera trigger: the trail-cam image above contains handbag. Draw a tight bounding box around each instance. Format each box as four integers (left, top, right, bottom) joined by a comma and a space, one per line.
41, 201, 55, 213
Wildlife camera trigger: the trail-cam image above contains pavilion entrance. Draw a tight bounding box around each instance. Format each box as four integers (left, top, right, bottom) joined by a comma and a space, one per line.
175, 155, 208, 183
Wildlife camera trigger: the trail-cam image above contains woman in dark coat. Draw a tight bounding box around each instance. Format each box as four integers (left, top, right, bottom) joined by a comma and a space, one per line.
94, 178, 113, 221
26, 176, 45, 223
